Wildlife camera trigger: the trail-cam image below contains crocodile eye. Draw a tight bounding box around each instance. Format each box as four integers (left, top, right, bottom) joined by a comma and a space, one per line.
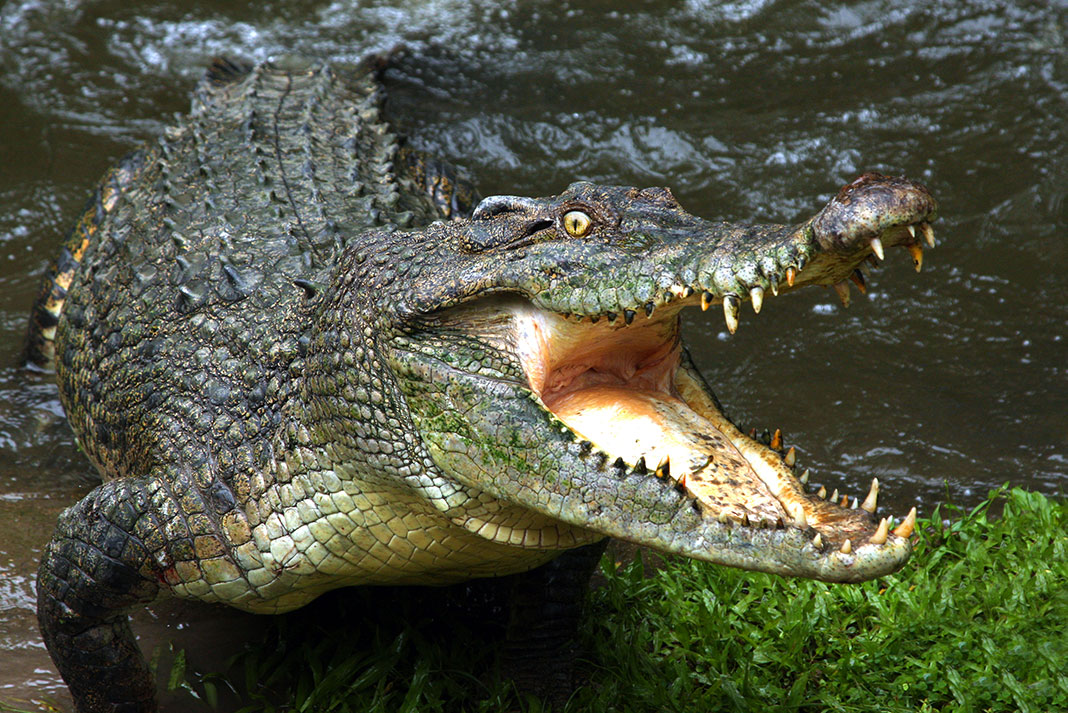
562, 210, 592, 237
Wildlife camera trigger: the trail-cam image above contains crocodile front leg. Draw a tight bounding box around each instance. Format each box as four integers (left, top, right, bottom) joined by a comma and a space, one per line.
37, 478, 165, 713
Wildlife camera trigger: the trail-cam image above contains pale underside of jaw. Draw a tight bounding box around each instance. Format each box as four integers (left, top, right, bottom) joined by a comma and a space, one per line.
510, 299, 915, 551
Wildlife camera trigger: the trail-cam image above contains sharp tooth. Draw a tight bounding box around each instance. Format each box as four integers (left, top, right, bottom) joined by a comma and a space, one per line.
851, 497, 859, 509
723, 294, 740, 334
907, 224, 916, 238
870, 236, 885, 260
644, 301, 655, 317
893, 507, 918, 538
624, 309, 636, 325
683, 285, 695, 298
701, 291, 714, 312
606, 311, 617, 323
870, 517, 890, 545
750, 285, 764, 314
742, 513, 751, 527
655, 455, 671, 479
770, 428, 783, 451
840, 494, 850, 508
817, 485, 827, 499
861, 478, 879, 513
921, 222, 935, 247
812, 533, 823, 548
793, 505, 807, 528
718, 512, 730, 523
840, 538, 852, 554
849, 269, 867, 294
830, 488, 839, 503
784, 446, 796, 467
800, 469, 810, 485
907, 243, 924, 272
833, 281, 851, 307
634, 456, 647, 474
786, 266, 797, 287
676, 471, 688, 489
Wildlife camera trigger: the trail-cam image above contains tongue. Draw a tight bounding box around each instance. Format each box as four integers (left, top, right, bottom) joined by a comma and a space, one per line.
549, 385, 789, 524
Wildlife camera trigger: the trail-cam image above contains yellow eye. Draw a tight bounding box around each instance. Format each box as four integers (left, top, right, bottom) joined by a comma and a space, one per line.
562, 210, 592, 237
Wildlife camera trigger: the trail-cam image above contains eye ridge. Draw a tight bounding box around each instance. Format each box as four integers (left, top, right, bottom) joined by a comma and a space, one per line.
562, 209, 593, 237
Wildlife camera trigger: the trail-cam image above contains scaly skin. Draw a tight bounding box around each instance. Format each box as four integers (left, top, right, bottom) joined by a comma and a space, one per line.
32, 56, 937, 713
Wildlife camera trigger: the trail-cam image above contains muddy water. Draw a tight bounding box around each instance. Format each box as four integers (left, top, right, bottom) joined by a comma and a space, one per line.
0, 0, 1064, 708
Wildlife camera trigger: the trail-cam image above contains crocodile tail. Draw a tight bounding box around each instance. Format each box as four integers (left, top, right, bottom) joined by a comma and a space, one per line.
24, 151, 144, 370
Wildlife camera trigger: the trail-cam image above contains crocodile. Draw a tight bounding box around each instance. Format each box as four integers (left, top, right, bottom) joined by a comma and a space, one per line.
30, 56, 936, 713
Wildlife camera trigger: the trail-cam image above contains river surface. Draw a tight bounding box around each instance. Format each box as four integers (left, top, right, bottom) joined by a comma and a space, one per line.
0, 0, 1064, 709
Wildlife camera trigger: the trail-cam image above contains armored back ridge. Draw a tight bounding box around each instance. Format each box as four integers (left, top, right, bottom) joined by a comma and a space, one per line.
31, 56, 935, 713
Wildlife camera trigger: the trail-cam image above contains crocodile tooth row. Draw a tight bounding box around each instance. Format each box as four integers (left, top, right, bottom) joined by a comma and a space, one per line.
757, 429, 920, 549
564, 219, 937, 329
806, 473, 880, 514
803, 471, 919, 547
573, 423, 918, 548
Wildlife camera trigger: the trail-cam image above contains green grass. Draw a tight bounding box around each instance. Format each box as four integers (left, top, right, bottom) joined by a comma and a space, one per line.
582, 487, 1067, 712
8, 487, 1061, 713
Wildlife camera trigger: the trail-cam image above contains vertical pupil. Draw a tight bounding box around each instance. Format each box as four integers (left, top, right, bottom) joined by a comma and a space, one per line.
566, 211, 588, 235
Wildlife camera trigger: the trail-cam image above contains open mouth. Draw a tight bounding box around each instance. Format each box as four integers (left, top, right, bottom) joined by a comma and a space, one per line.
405, 173, 936, 576
512, 291, 917, 554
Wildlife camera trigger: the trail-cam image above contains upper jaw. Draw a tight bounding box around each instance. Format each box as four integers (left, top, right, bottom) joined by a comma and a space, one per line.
512, 172, 938, 334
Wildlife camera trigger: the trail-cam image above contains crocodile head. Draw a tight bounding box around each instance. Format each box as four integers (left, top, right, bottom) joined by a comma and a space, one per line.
365, 173, 936, 583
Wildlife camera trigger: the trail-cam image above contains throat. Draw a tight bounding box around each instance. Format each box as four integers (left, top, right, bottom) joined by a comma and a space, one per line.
515, 302, 684, 404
